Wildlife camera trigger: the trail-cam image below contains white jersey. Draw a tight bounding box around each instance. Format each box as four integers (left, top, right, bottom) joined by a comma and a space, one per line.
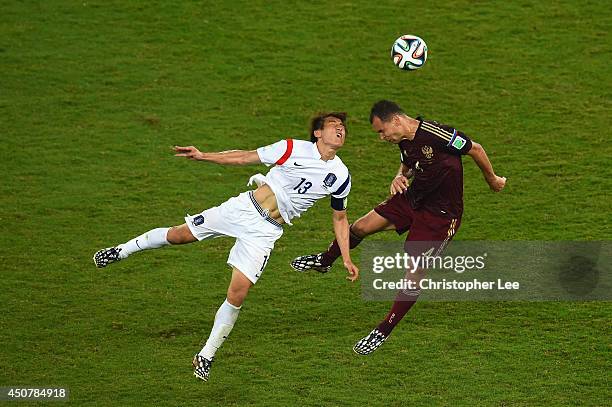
249, 139, 351, 225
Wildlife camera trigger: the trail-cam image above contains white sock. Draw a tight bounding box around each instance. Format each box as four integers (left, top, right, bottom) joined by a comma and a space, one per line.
117, 227, 170, 258
199, 299, 242, 360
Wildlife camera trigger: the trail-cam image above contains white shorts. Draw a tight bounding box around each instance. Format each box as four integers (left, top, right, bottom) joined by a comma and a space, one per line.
185, 191, 284, 284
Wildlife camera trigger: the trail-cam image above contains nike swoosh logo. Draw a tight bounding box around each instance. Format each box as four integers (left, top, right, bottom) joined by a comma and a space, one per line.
293, 162, 302, 166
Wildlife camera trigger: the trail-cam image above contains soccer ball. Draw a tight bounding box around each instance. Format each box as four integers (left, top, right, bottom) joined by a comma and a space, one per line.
391, 35, 428, 71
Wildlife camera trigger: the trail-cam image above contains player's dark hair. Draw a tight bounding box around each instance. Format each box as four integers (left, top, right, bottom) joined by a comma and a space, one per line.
310, 112, 348, 143
369, 100, 405, 123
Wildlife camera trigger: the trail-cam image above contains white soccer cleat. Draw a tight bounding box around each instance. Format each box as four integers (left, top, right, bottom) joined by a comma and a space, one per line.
92, 247, 123, 268
353, 328, 388, 355
192, 354, 213, 382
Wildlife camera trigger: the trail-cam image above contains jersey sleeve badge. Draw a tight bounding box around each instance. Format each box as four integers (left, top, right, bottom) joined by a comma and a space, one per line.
323, 173, 337, 188
450, 135, 467, 150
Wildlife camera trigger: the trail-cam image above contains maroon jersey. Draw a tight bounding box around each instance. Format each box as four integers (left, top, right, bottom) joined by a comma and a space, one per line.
399, 118, 472, 219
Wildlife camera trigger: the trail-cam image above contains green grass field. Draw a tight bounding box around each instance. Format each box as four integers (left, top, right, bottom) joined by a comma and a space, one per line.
1, 1, 610, 405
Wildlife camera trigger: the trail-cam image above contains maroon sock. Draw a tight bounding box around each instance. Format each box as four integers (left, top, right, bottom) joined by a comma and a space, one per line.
319, 225, 363, 266
376, 288, 421, 336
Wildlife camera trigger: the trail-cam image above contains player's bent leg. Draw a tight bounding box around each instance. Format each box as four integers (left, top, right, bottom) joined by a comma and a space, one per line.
194, 268, 253, 382
291, 210, 395, 273
351, 209, 397, 237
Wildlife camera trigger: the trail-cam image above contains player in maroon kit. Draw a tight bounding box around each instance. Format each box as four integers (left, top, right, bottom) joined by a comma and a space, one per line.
291, 100, 506, 355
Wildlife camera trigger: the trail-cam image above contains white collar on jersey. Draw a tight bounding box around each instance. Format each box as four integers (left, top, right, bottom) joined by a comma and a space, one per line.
311, 142, 322, 160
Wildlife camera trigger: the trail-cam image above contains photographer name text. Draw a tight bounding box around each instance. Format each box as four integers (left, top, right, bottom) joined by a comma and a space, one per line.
372, 278, 520, 291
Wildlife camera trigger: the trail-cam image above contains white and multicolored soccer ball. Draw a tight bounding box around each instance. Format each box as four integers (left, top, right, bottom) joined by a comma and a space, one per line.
391, 35, 428, 71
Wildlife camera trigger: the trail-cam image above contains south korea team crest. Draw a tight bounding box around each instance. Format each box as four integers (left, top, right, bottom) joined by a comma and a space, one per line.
323, 173, 337, 187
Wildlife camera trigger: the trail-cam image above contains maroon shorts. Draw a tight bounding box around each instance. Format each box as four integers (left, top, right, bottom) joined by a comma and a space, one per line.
374, 193, 461, 255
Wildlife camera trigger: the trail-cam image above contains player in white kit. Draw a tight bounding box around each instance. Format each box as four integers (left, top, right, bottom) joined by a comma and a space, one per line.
92, 112, 358, 381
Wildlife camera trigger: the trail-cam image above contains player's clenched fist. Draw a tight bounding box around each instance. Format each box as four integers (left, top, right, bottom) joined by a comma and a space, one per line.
487, 175, 507, 192
390, 175, 410, 195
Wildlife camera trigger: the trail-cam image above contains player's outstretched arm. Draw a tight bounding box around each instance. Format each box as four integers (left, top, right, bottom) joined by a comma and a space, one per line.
467, 142, 506, 192
173, 146, 261, 165
332, 209, 359, 281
